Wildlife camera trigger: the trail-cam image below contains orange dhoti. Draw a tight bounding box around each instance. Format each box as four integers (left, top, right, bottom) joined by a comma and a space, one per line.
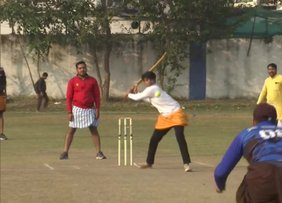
155, 109, 188, 130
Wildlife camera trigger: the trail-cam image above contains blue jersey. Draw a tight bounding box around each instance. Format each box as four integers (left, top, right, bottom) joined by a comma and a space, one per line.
214, 121, 282, 191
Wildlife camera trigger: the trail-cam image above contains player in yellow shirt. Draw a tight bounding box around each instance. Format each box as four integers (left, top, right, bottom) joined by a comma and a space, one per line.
257, 63, 282, 126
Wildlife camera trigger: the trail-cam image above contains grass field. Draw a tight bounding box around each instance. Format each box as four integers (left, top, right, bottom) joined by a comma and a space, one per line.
0, 97, 257, 203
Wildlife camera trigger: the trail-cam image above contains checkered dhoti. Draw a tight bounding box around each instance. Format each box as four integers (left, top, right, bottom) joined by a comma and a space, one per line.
69, 106, 98, 128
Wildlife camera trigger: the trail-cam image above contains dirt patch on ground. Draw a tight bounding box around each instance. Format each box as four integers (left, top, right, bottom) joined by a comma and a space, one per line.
1, 151, 246, 203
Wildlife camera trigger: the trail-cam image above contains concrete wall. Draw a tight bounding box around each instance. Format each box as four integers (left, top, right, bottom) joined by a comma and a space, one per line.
1, 26, 282, 99
0, 34, 189, 99
206, 36, 282, 99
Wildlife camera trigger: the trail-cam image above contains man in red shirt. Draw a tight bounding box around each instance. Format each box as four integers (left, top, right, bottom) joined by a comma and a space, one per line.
60, 61, 106, 160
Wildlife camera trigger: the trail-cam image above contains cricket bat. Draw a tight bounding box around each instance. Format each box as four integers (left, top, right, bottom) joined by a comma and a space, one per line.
134, 52, 167, 87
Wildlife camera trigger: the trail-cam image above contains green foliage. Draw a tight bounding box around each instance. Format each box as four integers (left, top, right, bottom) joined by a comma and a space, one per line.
131, 0, 236, 42
125, 0, 238, 91
0, 0, 239, 58
0, 0, 242, 95
0, 0, 56, 59
0, 0, 114, 57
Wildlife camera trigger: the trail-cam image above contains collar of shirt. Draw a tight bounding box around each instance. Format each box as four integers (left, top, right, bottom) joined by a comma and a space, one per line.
256, 120, 277, 127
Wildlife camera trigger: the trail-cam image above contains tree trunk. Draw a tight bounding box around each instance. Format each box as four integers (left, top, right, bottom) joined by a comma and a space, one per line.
92, 49, 103, 97
17, 35, 36, 89
102, 18, 112, 101
37, 52, 40, 78
102, 44, 112, 101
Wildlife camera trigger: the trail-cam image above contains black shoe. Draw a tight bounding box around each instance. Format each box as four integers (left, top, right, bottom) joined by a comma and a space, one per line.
0, 133, 8, 141
59, 152, 68, 160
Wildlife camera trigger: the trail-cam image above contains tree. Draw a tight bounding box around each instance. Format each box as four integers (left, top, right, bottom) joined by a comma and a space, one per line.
125, 0, 237, 90
0, 0, 59, 87
49, 0, 131, 100
0, 0, 240, 98
0, 0, 132, 100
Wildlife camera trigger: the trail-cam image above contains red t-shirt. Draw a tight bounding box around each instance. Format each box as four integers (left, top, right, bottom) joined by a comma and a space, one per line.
66, 75, 100, 112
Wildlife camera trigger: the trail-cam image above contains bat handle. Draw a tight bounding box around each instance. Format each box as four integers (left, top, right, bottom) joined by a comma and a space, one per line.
125, 85, 138, 99
131, 85, 138, 94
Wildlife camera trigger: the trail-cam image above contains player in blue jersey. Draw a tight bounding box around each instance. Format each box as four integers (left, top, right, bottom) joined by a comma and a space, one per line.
214, 103, 282, 203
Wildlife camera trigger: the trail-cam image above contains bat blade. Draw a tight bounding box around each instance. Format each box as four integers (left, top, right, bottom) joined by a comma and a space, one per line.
135, 52, 167, 86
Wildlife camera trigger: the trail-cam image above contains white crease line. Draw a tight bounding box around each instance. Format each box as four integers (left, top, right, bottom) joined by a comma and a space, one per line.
72, 166, 80, 169
44, 163, 55, 170
193, 161, 215, 168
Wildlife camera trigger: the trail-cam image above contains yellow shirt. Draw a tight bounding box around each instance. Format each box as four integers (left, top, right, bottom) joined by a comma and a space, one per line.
257, 74, 282, 120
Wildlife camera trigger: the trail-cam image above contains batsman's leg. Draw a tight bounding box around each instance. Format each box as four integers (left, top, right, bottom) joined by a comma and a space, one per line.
146, 129, 168, 165
174, 126, 191, 164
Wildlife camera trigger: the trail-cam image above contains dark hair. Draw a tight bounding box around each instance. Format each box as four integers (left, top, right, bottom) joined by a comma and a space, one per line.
267, 63, 277, 70
76, 61, 86, 68
253, 103, 277, 124
42, 72, 48, 77
141, 71, 156, 81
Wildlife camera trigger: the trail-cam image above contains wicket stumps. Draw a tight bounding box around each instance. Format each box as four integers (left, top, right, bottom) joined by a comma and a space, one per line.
118, 117, 133, 166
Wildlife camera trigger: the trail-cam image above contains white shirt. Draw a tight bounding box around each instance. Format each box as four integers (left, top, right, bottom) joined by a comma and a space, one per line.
128, 84, 180, 116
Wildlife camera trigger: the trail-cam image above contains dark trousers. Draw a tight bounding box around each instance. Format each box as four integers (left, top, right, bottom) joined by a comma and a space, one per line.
146, 126, 191, 165
236, 163, 282, 203
37, 93, 49, 111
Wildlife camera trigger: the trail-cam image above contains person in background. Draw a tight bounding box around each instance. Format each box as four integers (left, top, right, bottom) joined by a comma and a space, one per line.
0, 67, 7, 141
214, 103, 282, 203
59, 61, 106, 160
257, 63, 282, 126
34, 72, 49, 112
126, 71, 192, 172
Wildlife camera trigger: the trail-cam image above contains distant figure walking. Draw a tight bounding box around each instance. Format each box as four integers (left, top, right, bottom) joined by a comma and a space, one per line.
34, 72, 49, 112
